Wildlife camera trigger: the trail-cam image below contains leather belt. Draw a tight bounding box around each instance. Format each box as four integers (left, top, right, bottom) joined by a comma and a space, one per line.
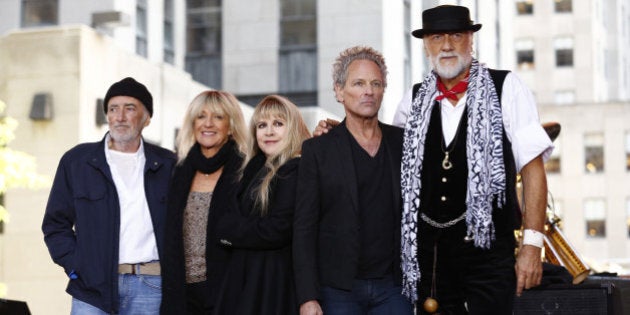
118, 262, 161, 276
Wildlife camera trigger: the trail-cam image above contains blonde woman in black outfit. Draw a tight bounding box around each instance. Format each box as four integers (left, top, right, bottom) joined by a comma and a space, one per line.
214, 95, 310, 315
161, 90, 247, 315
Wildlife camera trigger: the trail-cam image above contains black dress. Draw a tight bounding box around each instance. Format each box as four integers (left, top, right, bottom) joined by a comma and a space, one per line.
214, 154, 299, 315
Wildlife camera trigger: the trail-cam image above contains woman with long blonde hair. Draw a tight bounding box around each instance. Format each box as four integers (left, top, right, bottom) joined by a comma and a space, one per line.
214, 95, 310, 315
161, 90, 247, 315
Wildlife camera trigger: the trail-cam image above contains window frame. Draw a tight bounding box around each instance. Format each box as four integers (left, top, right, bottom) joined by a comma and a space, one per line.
163, 0, 175, 64
584, 132, 605, 174
555, 0, 572, 13
136, 0, 148, 57
515, 38, 535, 70
584, 198, 606, 238
185, 0, 223, 88
515, 0, 533, 15
279, 0, 318, 94
554, 37, 574, 67
21, 0, 59, 28
545, 138, 561, 173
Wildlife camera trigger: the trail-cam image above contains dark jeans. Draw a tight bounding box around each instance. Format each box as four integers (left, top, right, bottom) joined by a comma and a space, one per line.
320, 275, 414, 315
417, 226, 516, 315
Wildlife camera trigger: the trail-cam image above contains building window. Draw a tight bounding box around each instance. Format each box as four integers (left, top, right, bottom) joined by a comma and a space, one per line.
553, 90, 575, 105
584, 133, 604, 173
186, 0, 222, 88
626, 131, 630, 171
403, 0, 412, 91
554, 37, 574, 67
545, 140, 561, 173
279, 0, 317, 103
555, 0, 572, 13
21, 0, 58, 27
136, 0, 148, 57
515, 39, 535, 70
584, 199, 606, 238
164, 0, 175, 64
516, 0, 533, 15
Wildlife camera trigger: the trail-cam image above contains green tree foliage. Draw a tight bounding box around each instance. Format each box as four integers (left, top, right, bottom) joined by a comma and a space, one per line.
0, 99, 50, 223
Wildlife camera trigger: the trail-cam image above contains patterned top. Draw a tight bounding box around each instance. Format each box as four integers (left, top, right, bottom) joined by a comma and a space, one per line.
183, 191, 213, 283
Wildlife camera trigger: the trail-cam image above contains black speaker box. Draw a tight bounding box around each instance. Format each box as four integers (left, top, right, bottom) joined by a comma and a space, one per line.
514, 276, 630, 315
0, 299, 31, 315
514, 282, 613, 315
585, 276, 630, 315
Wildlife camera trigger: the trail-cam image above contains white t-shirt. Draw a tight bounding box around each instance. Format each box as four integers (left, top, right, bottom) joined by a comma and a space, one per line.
105, 137, 159, 264
393, 72, 553, 172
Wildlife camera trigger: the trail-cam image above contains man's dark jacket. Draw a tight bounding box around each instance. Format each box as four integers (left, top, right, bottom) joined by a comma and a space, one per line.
293, 121, 404, 305
42, 135, 176, 313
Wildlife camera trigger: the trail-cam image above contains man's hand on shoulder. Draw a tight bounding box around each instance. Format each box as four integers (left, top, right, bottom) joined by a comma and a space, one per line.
300, 300, 323, 315
312, 118, 340, 137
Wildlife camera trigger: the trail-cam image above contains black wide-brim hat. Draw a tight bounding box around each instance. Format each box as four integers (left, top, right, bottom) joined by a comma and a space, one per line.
412, 5, 482, 38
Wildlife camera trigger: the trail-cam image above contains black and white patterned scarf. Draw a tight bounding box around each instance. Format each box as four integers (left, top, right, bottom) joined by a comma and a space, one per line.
400, 59, 506, 302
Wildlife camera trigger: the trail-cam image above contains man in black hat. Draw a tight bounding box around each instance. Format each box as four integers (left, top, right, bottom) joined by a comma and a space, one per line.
395, 5, 554, 314
42, 77, 176, 314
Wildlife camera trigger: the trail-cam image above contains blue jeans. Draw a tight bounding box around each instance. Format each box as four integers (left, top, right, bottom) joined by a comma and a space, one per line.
320, 276, 413, 315
71, 274, 161, 315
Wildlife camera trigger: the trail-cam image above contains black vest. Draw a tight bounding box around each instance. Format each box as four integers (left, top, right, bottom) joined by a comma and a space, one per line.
414, 70, 521, 240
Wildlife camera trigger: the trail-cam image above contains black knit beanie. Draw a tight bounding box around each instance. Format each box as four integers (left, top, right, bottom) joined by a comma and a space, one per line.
103, 77, 153, 117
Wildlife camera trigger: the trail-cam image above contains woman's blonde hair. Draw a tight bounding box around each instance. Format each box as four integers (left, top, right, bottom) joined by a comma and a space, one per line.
175, 90, 248, 164
245, 95, 311, 215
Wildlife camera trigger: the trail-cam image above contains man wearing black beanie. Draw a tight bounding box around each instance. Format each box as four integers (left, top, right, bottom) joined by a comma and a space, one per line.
104, 77, 154, 117
43, 77, 176, 314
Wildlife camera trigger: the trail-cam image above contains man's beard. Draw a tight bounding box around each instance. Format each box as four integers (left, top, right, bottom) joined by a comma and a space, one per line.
109, 126, 142, 144
430, 51, 472, 79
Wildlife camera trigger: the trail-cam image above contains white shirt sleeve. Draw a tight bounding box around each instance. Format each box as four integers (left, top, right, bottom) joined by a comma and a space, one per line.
501, 72, 554, 172
393, 88, 413, 128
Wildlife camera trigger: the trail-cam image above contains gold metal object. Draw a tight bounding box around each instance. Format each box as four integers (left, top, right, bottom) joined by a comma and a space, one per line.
543, 215, 590, 284
423, 297, 439, 314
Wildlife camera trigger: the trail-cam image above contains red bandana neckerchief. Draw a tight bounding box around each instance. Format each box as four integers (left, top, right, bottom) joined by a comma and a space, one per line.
435, 76, 469, 102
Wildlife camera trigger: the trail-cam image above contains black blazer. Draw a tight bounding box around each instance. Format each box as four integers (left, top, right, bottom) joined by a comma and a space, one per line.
292, 121, 404, 305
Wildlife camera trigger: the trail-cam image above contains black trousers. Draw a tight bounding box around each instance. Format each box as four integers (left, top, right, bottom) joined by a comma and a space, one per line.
417, 222, 516, 315
185, 280, 213, 315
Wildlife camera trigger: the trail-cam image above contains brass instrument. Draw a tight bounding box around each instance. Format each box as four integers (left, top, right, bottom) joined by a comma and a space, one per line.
515, 122, 590, 284
543, 214, 590, 284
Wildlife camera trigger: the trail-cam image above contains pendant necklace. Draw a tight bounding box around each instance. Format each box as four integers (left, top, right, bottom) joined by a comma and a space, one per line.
440, 107, 466, 171
442, 151, 453, 170
441, 129, 459, 170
